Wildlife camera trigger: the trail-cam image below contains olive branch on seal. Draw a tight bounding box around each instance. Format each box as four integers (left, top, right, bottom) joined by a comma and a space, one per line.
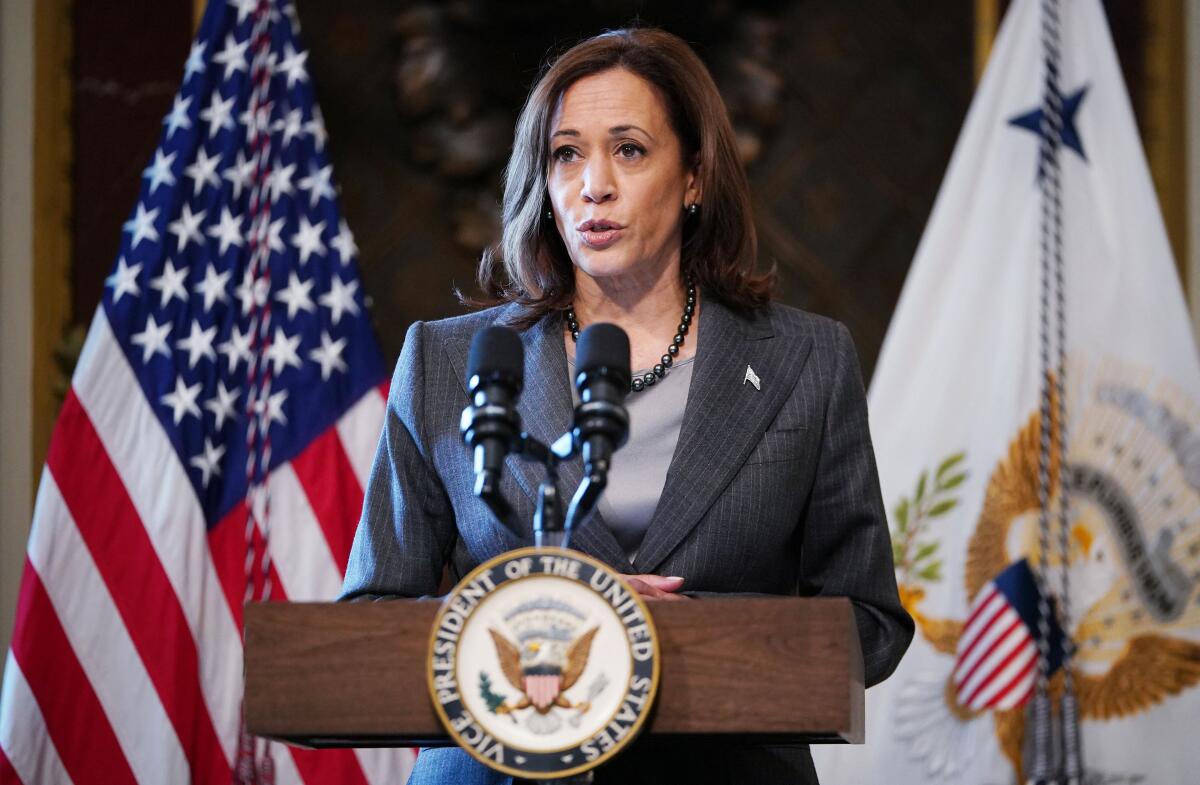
479, 671, 509, 715
890, 452, 967, 585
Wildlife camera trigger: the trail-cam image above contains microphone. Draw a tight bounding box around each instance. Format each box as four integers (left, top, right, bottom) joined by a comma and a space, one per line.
460, 326, 524, 503
572, 323, 631, 478
562, 323, 630, 539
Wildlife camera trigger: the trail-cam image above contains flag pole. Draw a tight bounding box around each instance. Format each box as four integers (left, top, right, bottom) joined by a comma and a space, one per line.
974, 0, 1000, 84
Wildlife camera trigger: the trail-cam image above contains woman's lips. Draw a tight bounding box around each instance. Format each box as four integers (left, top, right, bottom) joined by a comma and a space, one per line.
579, 228, 622, 249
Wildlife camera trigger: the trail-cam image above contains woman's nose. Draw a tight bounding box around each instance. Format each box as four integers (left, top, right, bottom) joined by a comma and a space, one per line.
580, 159, 616, 204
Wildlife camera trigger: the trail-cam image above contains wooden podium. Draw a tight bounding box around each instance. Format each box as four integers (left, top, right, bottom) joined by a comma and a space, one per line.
244, 596, 864, 748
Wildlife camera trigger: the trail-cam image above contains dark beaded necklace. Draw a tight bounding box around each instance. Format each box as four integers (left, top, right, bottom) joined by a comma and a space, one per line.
566, 279, 696, 393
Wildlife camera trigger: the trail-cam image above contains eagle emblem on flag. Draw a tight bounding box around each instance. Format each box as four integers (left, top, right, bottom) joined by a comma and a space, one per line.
893, 370, 1200, 781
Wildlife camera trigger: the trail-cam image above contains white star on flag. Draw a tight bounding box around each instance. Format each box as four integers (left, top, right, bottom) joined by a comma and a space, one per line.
189, 438, 226, 488
168, 203, 207, 252
199, 91, 236, 137
161, 376, 202, 425
235, 267, 268, 316
240, 103, 270, 136
298, 163, 335, 208
276, 108, 304, 149
149, 259, 189, 308
281, 2, 301, 34
265, 327, 303, 375
304, 106, 328, 151
142, 150, 178, 195
206, 207, 244, 256
175, 319, 218, 369
194, 263, 232, 312
251, 387, 289, 427
330, 218, 358, 264
265, 216, 287, 255
266, 162, 296, 203
309, 331, 348, 380
129, 315, 172, 362
162, 94, 193, 139
218, 323, 253, 373
212, 33, 249, 81
229, 0, 258, 24
123, 203, 161, 248
291, 216, 326, 264
185, 147, 223, 196
222, 149, 256, 201
276, 42, 309, 89
204, 380, 241, 430
275, 271, 317, 319
105, 257, 142, 303
319, 276, 360, 325
183, 40, 207, 82
264, 388, 288, 426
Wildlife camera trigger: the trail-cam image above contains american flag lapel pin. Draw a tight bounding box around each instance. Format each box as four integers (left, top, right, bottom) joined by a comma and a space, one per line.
743, 365, 761, 390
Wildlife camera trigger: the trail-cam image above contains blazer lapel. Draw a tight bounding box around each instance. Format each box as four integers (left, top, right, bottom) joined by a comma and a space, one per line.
633, 297, 813, 574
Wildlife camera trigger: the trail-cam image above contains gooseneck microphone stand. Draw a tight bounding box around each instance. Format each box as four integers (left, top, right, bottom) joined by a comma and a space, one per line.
459, 324, 629, 785
462, 425, 598, 551
456, 427, 599, 785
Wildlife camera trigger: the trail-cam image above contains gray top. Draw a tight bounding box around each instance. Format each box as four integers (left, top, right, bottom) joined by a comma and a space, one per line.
568, 354, 696, 561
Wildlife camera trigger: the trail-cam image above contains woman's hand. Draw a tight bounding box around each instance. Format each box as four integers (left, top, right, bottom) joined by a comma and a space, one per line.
620, 574, 689, 600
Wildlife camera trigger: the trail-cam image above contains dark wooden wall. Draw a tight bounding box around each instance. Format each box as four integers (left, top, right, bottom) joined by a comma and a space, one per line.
67, 2, 1161, 384
71, 1, 192, 327
294, 0, 975, 379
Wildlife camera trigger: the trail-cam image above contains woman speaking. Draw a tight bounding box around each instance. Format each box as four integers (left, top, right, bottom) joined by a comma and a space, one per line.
342, 27, 912, 785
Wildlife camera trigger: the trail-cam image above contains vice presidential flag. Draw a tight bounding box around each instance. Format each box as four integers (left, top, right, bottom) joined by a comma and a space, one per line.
814, 0, 1200, 782
0, 1, 413, 784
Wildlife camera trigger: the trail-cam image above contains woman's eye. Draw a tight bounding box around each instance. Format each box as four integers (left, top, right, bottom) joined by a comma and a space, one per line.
552, 146, 579, 163
616, 143, 645, 158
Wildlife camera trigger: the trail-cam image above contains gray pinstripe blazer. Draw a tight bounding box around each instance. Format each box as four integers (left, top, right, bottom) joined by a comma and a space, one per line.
341, 295, 913, 785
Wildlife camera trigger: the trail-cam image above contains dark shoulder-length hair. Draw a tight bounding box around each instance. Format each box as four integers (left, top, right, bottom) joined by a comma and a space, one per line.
473, 27, 774, 326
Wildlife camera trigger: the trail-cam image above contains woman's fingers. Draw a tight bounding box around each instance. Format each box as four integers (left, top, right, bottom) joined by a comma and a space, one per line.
621, 574, 689, 600
640, 575, 684, 591
624, 576, 672, 598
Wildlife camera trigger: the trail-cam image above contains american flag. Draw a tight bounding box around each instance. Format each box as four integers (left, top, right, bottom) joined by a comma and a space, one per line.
0, 1, 413, 784
952, 559, 1063, 712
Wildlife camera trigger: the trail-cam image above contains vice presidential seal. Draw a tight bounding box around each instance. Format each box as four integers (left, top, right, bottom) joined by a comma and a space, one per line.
427, 547, 660, 780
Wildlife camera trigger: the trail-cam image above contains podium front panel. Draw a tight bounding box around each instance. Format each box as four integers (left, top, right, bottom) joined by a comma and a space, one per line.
244, 596, 863, 746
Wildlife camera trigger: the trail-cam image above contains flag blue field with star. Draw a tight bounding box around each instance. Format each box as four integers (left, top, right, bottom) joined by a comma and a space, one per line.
105, 0, 385, 529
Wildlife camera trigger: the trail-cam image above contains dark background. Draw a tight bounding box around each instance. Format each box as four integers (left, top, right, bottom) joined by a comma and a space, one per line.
68, 0, 1151, 380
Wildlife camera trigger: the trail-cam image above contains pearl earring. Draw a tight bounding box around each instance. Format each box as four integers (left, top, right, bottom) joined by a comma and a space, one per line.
686, 203, 699, 215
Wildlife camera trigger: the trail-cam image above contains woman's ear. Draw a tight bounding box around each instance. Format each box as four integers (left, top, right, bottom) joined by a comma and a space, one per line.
685, 156, 703, 207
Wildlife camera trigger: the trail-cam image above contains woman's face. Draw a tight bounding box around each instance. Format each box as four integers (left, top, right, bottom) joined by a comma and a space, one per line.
546, 68, 700, 284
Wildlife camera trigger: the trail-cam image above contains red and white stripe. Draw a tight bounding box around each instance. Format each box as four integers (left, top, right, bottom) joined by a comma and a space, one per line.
1, 652, 72, 785
952, 584, 1039, 711
524, 675, 563, 711
0, 310, 413, 785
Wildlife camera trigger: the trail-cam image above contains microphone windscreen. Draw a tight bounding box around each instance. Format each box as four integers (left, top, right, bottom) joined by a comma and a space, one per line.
467, 326, 524, 387
576, 323, 631, 389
